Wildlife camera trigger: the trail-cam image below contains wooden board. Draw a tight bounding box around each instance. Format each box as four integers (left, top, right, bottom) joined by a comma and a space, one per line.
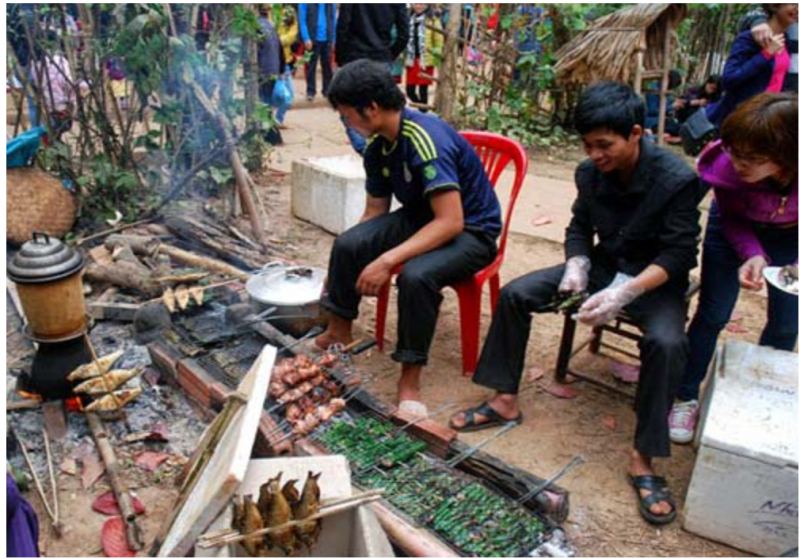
157, 344, 277, 557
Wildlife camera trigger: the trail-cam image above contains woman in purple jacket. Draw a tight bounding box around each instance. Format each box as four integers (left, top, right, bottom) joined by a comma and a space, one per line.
670, 92, 798, 443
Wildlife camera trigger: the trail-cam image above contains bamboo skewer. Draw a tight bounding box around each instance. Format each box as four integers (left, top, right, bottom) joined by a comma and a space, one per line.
197, 490, 385, 548
11, 425, 62, 536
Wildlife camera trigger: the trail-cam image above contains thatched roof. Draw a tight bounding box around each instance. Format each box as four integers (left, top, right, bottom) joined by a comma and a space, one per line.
554, 3, 687, 86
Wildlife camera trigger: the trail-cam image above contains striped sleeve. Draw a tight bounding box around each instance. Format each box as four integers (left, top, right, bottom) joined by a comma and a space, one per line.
402, 120, 460, 197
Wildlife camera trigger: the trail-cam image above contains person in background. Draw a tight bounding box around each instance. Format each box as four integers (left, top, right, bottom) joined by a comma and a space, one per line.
275, 4, 299, 128
643, 70, 683, 142
673, 75, 722, 123
450, 82, 702, 526
298, 3, 336, 102
335, 5, 410, 154
741, 4, 798, 92
669, 93, 798, 444
256, 6, 283, 144
707, 3, 797, 126
405, 4, 442, 111
7, 472, 39, 557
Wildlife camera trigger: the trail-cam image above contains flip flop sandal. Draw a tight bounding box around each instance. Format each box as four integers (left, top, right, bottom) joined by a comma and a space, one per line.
629, 474, 678, 525
449, 401, 523, 433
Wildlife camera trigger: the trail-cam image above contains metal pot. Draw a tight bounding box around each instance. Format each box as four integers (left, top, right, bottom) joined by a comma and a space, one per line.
245, 262, 327, 337
8, 232, 87, 340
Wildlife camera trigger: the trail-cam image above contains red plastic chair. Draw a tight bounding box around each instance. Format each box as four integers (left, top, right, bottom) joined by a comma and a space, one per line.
374, 131, 529, 375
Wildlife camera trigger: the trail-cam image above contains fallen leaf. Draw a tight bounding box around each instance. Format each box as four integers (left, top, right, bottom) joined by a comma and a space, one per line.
601, 415, 617, 431
725, 322, 748, 334
101, 516, 136, 557
92, 491, 146, 516
71, 439, 96, 461
609, 361, 640, 384
60, 457, 77, 476
149, 422, 169, 441
543, 383, 578, 399
81, 453, 105, 489
526, 366, 545, 383
531, 215, 552, 227
134, 451, 169, 472
730, 311, 743, 322
142, 369, 161, 387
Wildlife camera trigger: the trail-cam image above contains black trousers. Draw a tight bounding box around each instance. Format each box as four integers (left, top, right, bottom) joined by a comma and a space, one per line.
321, 208, 497, 365
306, 40, 332, 97
472, 263, 688, 458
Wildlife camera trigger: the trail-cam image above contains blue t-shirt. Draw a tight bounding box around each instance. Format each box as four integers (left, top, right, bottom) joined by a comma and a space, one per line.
363, 108, 502, 239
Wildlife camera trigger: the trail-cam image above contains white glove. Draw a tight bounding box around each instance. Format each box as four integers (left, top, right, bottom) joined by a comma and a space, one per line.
559, 256, 591, 293
574, 272, 644, 326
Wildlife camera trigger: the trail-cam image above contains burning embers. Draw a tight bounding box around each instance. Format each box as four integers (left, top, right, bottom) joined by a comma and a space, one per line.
267, 353, 351, 442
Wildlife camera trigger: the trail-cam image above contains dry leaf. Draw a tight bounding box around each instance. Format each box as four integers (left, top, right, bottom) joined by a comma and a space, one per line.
531, 216, 552, 227
543, 383, 578, 399
601, 415, 617, 431
81, 453, 105, 489
135, 451, 170, 472
609, 361, 640, 384
101, 516, 136, 557
60, 457, 77, 476
526, 366, 545, 383
92, 491, 146, 516
725, 322, 748, 334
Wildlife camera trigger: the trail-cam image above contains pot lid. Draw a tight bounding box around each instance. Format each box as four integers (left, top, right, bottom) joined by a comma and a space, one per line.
8, 232, 85, 284
246, 265, 325, 306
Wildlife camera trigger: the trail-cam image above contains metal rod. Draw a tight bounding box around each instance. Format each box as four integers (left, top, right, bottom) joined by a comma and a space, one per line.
446, 421, 519, 468
277, 325, 325, 355
515, 455, 585, 505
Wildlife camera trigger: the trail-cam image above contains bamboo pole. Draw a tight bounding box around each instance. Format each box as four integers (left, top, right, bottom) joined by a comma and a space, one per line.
656, 28, 673, 146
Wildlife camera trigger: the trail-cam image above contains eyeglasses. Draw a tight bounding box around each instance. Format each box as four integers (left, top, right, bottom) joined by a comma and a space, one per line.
722, 145, 772, 166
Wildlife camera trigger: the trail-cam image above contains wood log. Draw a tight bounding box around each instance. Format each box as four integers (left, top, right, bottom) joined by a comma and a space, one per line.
86, 412, 144, 551
105, 234, 160, 255
111, 244, 152, 276
187, 81, 268, 248
88, 302, 141, 322
85, 262, 160, 297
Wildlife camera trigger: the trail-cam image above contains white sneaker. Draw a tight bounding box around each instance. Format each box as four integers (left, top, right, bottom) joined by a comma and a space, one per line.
669, 399, 699, 444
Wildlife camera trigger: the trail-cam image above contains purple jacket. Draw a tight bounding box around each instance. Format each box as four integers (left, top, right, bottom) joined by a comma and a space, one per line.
698, 140, 798, 262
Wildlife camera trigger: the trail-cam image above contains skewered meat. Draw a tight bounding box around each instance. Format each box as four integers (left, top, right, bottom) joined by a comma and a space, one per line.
317, 352, 338, 367
285, 403, 303, 422
67, 350, 124, 381
293, 471, 322, 551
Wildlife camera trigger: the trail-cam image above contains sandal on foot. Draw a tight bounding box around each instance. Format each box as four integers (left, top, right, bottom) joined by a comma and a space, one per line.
628, 474, 677, 525
449, 401, 522, 433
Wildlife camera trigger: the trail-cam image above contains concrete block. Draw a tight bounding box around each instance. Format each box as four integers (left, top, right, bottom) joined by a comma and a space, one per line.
291, 155, 367, 235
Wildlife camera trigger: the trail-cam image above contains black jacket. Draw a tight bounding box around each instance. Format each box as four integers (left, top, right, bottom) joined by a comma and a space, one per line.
335, 5, 410, 65
565, 139, 701, 291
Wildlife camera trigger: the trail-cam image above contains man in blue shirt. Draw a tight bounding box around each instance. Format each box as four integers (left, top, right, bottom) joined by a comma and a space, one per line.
298, 4, 336, 102
316, 60, 502, 416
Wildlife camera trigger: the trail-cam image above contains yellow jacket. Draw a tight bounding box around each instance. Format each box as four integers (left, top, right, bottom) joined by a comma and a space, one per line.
277, 6, 299, 65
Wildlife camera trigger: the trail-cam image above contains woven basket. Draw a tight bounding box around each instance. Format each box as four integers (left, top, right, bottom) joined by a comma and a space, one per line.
7, 167, 77, 245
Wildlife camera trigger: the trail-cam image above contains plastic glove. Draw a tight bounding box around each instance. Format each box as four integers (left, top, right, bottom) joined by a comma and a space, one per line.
574, 272, 644, 326
559, 256, 591, 293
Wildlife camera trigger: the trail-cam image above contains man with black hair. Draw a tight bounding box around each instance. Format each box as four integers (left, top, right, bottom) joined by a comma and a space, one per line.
315, 59, 502, 419
450, 82, 701, 526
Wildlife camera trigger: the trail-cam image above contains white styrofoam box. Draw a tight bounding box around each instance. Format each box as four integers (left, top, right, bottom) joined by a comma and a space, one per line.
198, 455, 394, 557
683, 340, 798, 556
292, 155, 367, 235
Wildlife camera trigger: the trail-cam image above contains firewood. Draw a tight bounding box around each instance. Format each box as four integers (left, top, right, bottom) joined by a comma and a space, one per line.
85, 262, 160, 297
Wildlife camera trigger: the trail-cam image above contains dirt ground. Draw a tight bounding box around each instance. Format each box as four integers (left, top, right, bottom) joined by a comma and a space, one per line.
6, 94, 771, 557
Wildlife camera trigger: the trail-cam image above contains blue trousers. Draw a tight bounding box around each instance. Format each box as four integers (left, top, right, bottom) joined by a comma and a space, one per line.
677, 205, 798, 401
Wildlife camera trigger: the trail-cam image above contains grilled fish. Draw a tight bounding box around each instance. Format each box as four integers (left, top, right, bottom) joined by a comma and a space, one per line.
188, 285, 205, 306
66, 350, 124, 381
73, 367, 142, 396
264, 472, 296, 554
232, 495, 245, 533
162, 287, 177, 313
174, 284, 190, 310
282, 479, 300, 508
294, 471, 322, 551
84, 387, 142, 412
242, 494, 263, 556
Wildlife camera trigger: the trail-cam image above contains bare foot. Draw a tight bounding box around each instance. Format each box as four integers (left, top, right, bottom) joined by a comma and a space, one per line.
449, 393, 519, 429
629, 450, 674, 517
313, 315, 353, 350
397, 364, 422, 402
312, 331, 353, 351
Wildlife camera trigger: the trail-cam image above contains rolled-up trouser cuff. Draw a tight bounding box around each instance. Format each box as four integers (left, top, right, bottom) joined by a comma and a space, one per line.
320, 296, 358, 321
391, 349, 428, 366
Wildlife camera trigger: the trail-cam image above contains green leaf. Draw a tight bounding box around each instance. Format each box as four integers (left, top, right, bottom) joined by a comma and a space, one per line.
209, 166, 234, 185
